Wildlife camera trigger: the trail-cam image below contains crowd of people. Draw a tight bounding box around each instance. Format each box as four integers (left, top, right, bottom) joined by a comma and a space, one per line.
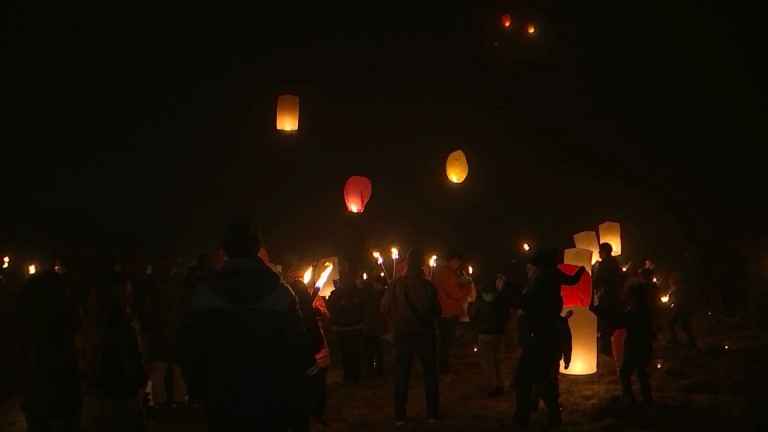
0, 216, 700, 431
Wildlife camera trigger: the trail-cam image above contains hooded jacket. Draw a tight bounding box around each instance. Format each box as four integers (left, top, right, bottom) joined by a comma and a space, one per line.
177, 256, 318, 422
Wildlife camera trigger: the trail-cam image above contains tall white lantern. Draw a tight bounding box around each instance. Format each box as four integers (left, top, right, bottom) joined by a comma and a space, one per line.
573, 231, 600, 264
276, 95, 300, 131
598, 221, 622, 256
559, 248, 596, 375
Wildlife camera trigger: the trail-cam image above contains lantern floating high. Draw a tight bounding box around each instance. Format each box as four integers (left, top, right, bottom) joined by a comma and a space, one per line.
446, 150, 469, 184
343, 176, 372, 213
527, 23, 536, 34
598, 221, 622, 256
276, 95, 300, 131
501, 14, 512, 28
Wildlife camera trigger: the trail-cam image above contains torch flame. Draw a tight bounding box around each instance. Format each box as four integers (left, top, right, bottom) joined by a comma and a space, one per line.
372, 251, 383, 265
362, 272, 368, 280
660, 293, 670, 303
468, 265, 473, 275
429, 255, 437, 267
303, 266, 313, 285
28, 264, 36, 275
2, 256, 8, 269
314, 262, 334, 290
391, 247, 399, 260
523, 243, 531, 251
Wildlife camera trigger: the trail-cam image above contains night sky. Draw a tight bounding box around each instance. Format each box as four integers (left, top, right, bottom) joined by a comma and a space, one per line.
3, 1, 767, 282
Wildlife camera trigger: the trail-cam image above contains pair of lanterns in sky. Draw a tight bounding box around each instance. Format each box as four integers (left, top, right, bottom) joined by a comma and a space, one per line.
500, 13, 536, 35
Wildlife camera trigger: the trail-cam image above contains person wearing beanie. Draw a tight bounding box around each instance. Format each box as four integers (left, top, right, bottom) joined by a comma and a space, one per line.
380, 246, 441, 426
508, 248, 586, 428
177, 216, 318, 432
431, 249, 474, 376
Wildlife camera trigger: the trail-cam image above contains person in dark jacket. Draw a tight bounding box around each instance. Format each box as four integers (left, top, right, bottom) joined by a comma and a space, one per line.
666, 271, 697, 349
78, 271, 149, 432
590, 283, 655, 405
508, 248, 586, 428
325, 260, 367, 384
177, 217, 319, 432
532, 309, 573, 412
468, 274, 512, 397
380, 246, 441, 426
9, 270, 80, 432
361, 274, 388, 376
593, 242, 624, 358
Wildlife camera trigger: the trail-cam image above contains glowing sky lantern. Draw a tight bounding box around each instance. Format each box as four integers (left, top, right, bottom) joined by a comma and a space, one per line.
559, 254, 596, 376
573, 231, 600, 264
343, 176, 372, 213
276, 94, 299, 131
598, 221, 622, 256
501, 14, 512, 27
28, 264, 36, 275
527, 23, 536, 34
446, 150, 469, 184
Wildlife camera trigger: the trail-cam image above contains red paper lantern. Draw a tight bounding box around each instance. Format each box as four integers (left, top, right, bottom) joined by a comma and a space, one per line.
344, 176, 372, 213
558, 263, 592, 307
501, 14, 512, 27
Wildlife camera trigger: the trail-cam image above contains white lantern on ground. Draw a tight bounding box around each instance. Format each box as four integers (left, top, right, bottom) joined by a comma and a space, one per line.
559, 248, 596, 375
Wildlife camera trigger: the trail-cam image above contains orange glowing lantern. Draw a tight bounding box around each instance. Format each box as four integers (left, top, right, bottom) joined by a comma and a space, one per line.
343, 176, 372, 213
501, 14, 512, 28
276, 95, 299, 131
527, 23, 536, 34
446, 150, 469, 184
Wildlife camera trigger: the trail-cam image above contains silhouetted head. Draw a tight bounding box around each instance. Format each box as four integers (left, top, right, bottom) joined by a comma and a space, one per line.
445, 250, 463, 270
598, 242, 613, 259
528, 248, 555, 269
406, 246, 426, 270
638, 268, 655, 284
626, 283, 648, 308
222, 216, 260, 259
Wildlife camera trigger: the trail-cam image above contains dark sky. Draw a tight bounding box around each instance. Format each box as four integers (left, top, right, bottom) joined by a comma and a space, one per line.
3, 1, 767, 279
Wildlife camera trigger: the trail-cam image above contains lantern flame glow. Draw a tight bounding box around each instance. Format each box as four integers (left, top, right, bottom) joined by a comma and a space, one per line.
314, 262, 334, 290
28, 264, 36, 275
501, 14, 512, 28
527, 24, 536, 34
523, 243, 531, 251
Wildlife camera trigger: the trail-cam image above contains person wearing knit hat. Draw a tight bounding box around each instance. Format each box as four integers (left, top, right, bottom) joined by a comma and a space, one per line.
381, 246, 441, 425
509, 247, 586, 428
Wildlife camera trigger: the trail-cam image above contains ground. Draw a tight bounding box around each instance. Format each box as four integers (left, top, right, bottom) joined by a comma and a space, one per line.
1, 312, 766, 431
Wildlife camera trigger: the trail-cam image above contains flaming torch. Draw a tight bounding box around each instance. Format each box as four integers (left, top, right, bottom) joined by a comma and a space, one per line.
429, 255, 437, 280
313, 262, 334, 300
28, 264, 36, 275
303, 266, 313, 285
372, 251, 388, 279
391, 247, 399, 279
2, 256, 9, 269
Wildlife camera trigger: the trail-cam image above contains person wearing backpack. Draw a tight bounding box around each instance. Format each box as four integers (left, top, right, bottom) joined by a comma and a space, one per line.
326, 259, 367, 384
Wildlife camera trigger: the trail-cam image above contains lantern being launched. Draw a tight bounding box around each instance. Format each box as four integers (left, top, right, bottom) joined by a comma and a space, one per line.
276, 95, 300, 131
598, 221, 622, 256
559, 251, 596, 376
343, 176, 372, 213
573, 231, 600, 264
446, 150, 469, 184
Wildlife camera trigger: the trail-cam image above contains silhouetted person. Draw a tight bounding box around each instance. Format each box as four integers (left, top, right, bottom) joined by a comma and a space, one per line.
78, 272, 149, 432
326, 259, 367, 384
381, 246, 441, 425
431, 250, 473, 376
590, 283, 654, 405
283, 269, 327, 432
467, 274, 513, 398
533, 309, 573, 412
508, 248, 586, 428
9, 270, 80, 432
666, 271, 697, 349
177, 217, 318, 432
593, 242, 623, 360
146, 256, 187, 413
362, 274, 388, 376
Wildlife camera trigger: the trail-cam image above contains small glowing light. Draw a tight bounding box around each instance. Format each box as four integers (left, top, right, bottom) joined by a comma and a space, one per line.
660, 293, 670, 303
501, 14, 512, 28
656, 360, 663, 369
380, 271, 385, 277
28, 265, 36, 275
708, 312, 712, 316
429, 255, 438, 268
468, 266, 474, 275
724, 345, 729, 350
622, 265, 629, 272
349, 205, 359, 213
527, 24, 536, 34
450, 174, 459, 183
362, 272, 368, 280
653, 277, 658, 283
391, 247, 399, 260
473, 345, 478, 353
303, 266, 313, 285
523, 243, 531, 251
2, 256, 9, 269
